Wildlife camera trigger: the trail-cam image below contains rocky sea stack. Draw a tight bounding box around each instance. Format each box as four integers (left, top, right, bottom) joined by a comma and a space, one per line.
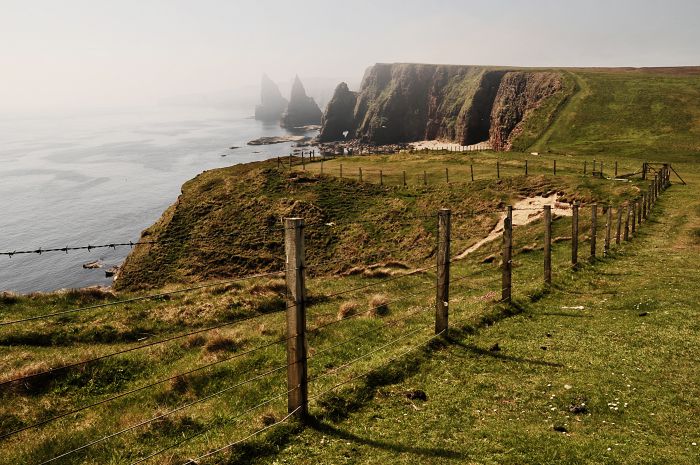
280, 76, 323, 129
254, 74, 288, 122
319, 63, 567, 150
319, 82, 357, 142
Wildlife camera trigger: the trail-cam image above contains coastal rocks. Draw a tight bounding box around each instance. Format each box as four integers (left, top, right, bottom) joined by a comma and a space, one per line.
83, 260, 103, 269
318, 82, 357, 142
489, 72, 562, 151
280, 76, 323, 129
254, 74, 288, 122
247, 135, 310, 145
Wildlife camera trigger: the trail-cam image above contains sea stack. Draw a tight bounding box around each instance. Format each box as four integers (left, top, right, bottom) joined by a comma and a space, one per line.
318, 82, 357, 142
280, 76, 322, 129
254, 74, 288, 122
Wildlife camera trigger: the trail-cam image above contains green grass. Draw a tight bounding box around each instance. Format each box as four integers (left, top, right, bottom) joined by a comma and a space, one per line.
2, 67, 700, 464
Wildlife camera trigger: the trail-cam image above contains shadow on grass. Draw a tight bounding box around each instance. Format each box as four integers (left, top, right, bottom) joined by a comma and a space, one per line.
306, 416, 469, 460
446, 338, 564, 368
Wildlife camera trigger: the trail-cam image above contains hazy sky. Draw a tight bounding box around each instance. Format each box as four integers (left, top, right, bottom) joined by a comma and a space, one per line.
2, 0, 699, 113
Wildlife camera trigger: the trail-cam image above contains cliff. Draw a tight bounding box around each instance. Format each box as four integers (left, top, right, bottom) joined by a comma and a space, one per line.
280, 76, 323, 128
318, 82, 357, 141
319, 63, 569, 150
254, 74, 288, 122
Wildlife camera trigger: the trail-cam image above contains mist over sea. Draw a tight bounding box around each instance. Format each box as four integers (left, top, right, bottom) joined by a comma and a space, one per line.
0, 105, 314, 293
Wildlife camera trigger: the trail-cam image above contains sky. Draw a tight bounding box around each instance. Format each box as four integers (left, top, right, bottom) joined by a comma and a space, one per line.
1, 0, 699, 113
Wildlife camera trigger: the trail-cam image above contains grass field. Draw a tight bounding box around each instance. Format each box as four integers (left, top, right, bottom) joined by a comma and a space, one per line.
1, 67, 699, 464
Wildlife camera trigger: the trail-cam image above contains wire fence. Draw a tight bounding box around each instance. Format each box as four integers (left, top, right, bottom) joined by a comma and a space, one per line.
0, 163, 673, 464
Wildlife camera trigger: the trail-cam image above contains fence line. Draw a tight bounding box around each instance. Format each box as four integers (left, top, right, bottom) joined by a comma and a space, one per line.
0, 163, 672, 464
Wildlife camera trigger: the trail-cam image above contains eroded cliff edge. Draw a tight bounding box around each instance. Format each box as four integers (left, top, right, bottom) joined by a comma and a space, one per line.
319, 63, 572, 150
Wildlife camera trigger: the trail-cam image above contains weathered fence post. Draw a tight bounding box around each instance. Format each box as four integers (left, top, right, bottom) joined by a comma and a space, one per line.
497, 161, 500, 179
445, 168, 449, 184
615, 161, 618, 177
631, 201, 637, 235
544, 205, 552, 285
605, 205, 612, 256
572, 202, 579, 267
642, 192, 647, 220
584, 160, 587, 174
502, 206, 513, 302
284, 218, 308, 420
624, 203, 631, 241
525, 160, 528, 176
302, 153, 305, 170
340, 163, 343, 179
616, 205, 623, 245
277, 156, 281, 169
289, 153, 292, 170
435, 209, 451, 334
403, 170, 407, 187
470, 164, 474, 182
553, 160, 557, 176
637, 200, 642, 227
320, 159, 324, 174
600, 162, 604, 177
590, 204, 597, 261
642, 162, 648, 180
380, 170, 383, 186
359, 167, 363, 182
424, 170, 427, 186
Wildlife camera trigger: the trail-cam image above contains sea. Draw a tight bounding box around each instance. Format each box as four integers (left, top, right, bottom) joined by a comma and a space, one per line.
0, 105, 316, 293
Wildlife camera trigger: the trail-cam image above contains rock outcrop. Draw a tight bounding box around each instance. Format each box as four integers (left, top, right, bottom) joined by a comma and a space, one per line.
489, 72, 563, 151
280, 76, 323, 129
254, 74, 288, 122
319, 63, 566, 150
318, 82, 357, 142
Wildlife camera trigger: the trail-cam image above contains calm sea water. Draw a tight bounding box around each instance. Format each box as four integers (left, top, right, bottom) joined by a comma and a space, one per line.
0, 106, 314, 293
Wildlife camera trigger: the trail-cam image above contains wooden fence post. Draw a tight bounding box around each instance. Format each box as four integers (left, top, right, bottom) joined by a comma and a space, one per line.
600, 162, 604, 178
616, 205, 623, 245
359, 167, 363, 182
289, 153, 292, 170
637, 200, 642, 227
553, 160, 557, 176
544, 205, 552, 285
380, 170, 383, 186
590, 204, 597, 261
584, 160, 587, 174
605, 205, 612, 256
624, 203, 631, 241
525, 160, 528, 176
445, 168, 449, 184
631, 200, 637, 235
502, 206, 513, 302
572, 202, 579, 267
277, 156, 281, 169
615, 161, 618, 177
435, 209, 451, 334
470, 164, 474, 181
302, 153, 305, 170
403, 170, 407, 187
340, 163, 343, 179
642, 193, 647, 220
424, 171, 427, 186
497, 161, 500, 179
642, 162, 647, 180
284, 218, 308, 420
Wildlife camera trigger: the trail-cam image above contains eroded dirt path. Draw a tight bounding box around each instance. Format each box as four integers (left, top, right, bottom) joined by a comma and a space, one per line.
455, 194, 572, 259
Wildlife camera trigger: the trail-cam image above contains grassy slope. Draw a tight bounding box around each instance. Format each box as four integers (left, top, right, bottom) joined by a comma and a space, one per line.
1, 68, 700, 464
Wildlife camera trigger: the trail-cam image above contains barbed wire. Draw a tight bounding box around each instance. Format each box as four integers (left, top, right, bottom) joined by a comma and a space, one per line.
128, 386, 296, 465
0, 303, 290, 388
0, 270, 285, 326
37, 362, 291, 464
0, 332, 292, 440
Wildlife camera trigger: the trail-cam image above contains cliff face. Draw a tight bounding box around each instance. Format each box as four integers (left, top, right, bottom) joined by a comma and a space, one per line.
320, 63, 566, 150
318, 82, 357, 141
254, 74, 288, 122
280, 76, 323, 128
489, 72, 563, 151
